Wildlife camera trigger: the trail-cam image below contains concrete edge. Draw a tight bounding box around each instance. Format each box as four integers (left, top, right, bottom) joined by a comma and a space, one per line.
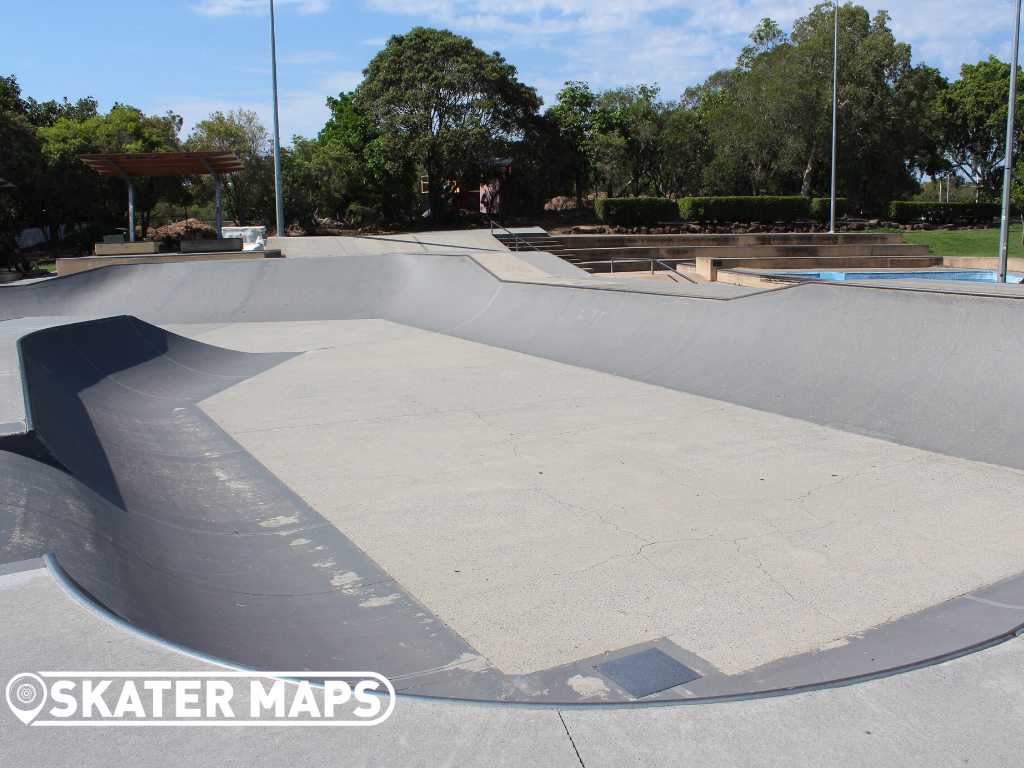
38, 545, 1024, 710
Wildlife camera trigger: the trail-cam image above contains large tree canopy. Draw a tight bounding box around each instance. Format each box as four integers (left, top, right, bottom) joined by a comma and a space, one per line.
692, 4, 943, 211
186, 109, 272, 226
6, 9, 1024, 246
938, 55, 1024, 202
355, 27, 541, 221
317, 93, 417, 221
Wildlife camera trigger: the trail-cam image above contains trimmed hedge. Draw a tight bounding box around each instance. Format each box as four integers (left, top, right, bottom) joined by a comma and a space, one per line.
888, 201, 1000, 224
679, 196, 812, 223
594, 197, 678, 225
809, 197, 848, 220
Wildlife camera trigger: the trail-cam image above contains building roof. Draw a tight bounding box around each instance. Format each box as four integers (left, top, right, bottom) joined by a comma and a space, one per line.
76, 151, 244, 178
0, 177, 16, 190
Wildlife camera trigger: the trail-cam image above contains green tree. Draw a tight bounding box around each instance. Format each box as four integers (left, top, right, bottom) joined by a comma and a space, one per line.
319, 93, 417, 221
282, 134, 358, 230
547, 81, 598, 209
355, 27, 541, 222
938, 55, 1024, 202
35, 105, 183, 245
696, 4, 943, 212
0, 76, 37, 258
797, 4, 944, 209
594, 84, 665, 197
186, 109, 273, 226
649, 104, 711, 198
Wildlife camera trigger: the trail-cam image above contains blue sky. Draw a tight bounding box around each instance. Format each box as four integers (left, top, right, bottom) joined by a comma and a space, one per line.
2, 0, 1022, 143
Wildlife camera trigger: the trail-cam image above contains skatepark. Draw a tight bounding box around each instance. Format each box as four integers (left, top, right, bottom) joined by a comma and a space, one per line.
2, 230, 1024, 762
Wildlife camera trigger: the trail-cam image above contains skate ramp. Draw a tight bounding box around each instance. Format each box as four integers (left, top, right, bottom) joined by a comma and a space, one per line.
1, 253, 1024, 703
2, 254, 1023, 468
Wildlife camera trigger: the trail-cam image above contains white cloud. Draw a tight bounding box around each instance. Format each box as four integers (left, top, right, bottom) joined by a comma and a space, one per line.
193, 0, 328, 17
361, 0, 1024, 104
151, 69, 362, 142
315, 70, 364, 93
280, 50, 340, 64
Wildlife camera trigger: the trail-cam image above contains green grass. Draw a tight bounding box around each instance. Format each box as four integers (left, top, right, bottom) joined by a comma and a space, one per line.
869, 223, 1024, 259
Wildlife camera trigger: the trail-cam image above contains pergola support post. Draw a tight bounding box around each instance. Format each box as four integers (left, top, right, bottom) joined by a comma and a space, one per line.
128, 177, 136, 242
200, 158, 223, 238
106, 159, 136, 242
215, 173, 222, 238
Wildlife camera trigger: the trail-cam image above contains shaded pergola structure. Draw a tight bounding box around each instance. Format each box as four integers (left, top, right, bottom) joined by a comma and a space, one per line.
76, 152, 244, 242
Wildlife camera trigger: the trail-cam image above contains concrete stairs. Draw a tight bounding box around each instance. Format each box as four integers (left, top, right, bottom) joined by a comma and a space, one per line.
493, 232, 569, 256
546, 232, 936, 275
489, 230, 939, 279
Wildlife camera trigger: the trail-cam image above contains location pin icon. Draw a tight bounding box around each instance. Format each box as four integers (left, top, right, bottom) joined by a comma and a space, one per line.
6, 674, 47, 724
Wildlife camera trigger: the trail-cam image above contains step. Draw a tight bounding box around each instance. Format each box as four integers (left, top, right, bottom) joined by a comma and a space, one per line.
554, 233, 905, 249
493, 234, 566, 252
567, 244, 931, 262
583, 254, 941, 274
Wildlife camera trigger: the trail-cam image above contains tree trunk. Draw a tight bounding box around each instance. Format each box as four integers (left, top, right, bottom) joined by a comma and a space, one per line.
800, 142, 817, 197
46, 206, 61, 258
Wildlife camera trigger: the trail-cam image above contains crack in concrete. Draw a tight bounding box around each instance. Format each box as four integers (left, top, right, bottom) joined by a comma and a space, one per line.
733, 540, 840, 626
559, 711, 587, 767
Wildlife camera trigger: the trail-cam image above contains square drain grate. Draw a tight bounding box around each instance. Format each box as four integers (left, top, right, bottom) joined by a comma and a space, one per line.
594, 648, 702, 698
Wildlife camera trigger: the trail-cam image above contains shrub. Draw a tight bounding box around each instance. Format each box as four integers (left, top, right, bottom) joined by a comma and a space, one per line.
151, 218, 217, 247
594, 197, 678, 225
809, 197, 848, 220
346, 203, 374, 225
888, 201, 1000, 224
679, 196, 811, 223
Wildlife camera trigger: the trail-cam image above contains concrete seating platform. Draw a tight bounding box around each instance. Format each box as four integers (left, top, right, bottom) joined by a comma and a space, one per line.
55, 248, 283, 276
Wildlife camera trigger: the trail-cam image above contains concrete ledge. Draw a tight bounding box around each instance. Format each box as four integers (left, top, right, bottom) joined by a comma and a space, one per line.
696, 256, 717, 281
267, 230, 510, 257
569, 244, 932, 261
181, 238, 243, 253
556, 232, 906, 249
944, 256, 1024, 272
715, 269, 807, 288
56, 249, 283, 276
94, 242, 160, 255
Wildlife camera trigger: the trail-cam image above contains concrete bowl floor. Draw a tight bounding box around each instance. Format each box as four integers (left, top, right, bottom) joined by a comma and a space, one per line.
171, 319, 1024, 678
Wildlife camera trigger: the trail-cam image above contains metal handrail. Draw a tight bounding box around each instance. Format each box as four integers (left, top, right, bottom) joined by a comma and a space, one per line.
488, 220, 544, 253
603, 255, 697, 284
486, 222, 696, 283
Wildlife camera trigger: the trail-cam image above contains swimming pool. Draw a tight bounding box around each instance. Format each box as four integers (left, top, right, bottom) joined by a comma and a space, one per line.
785, 270, 1024, 283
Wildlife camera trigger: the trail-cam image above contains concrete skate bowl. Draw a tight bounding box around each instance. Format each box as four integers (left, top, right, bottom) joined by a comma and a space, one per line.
2, 253, 1024, 705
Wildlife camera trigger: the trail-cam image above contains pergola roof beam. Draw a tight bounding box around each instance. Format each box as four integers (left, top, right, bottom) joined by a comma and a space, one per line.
105, 159, 132, 183
77, 151, 244, 178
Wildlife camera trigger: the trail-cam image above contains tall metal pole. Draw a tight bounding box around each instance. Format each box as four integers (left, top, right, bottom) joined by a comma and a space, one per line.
270, 0, 285, 239
829, 0, 839, 234
998, 0, 1023, 283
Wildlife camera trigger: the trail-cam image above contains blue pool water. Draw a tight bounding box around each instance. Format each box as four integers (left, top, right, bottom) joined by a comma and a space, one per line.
786, 270, 1024, 284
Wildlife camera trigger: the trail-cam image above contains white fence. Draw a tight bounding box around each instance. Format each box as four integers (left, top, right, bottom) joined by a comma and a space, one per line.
16, 224, 87, 249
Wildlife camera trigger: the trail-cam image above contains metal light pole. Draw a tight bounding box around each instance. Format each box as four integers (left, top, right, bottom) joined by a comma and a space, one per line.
270, 0, 285, 239
829, 0, 839, 234
998, 0, 1023, 283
